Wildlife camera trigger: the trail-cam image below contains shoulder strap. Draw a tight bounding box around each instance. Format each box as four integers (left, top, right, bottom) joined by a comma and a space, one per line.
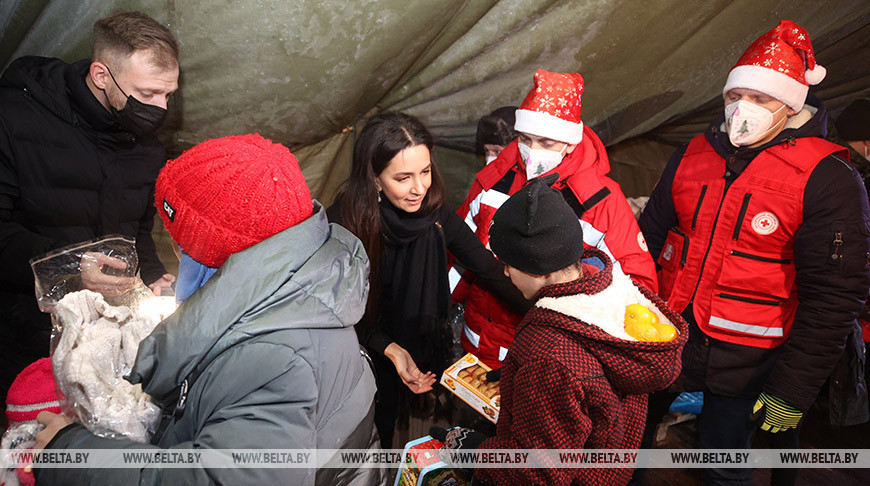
560, 186, 611, 219
492, 169, 516, 195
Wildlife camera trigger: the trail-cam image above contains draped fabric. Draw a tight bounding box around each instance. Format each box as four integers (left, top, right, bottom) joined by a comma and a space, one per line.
2, 0, 868, 203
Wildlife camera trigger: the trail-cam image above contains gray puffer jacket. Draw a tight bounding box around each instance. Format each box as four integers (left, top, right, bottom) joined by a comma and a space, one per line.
36, 204, 385, 485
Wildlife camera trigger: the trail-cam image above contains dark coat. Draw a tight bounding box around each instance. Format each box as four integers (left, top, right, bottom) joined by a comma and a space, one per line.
476, 248, 687, 486
0, 56, 167, 392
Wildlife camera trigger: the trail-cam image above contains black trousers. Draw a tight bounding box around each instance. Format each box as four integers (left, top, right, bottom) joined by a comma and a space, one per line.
699, 392, 802, 486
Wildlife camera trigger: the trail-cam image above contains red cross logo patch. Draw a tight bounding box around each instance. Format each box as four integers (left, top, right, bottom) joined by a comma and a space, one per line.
751, 211, 779, 236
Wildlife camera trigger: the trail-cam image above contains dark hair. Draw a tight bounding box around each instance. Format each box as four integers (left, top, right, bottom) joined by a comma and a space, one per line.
475, 106, 518, 155
337, 112, 446, 323
93, 10, 179, 70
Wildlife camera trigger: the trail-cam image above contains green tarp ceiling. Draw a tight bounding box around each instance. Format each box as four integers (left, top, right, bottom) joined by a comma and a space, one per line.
3, 0, 869, 207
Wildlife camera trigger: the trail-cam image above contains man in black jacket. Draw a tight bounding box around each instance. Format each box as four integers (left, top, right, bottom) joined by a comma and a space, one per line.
639, 20, 870, 485
0, 11, 179, 408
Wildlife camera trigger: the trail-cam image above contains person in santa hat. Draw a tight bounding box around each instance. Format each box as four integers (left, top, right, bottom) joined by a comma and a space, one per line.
639, 19, 870, 485
453, 69, 657, 370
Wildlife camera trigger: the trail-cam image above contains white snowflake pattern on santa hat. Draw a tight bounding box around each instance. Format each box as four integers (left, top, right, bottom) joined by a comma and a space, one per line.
514, 70, 585, 144
723, 19, 826, 112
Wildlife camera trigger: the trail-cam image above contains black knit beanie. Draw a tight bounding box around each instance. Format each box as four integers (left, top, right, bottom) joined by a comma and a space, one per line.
489, 173, 584, 275
836, 98, 870, 141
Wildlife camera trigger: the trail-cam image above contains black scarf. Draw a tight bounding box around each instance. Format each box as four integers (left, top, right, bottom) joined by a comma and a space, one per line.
378, 199, 451, 371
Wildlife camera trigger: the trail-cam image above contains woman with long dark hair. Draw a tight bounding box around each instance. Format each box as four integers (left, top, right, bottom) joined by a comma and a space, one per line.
327, 112, 527, 447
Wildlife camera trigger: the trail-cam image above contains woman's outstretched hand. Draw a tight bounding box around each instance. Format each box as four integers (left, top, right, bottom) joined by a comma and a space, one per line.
384, 342, 437, 394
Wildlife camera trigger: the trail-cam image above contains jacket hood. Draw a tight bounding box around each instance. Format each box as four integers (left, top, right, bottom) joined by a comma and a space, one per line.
706, 94, 829, 159
2, 56, 79, 124
531, 248, 687, 395
1, 56, 121, 133
128, 202, 370, 401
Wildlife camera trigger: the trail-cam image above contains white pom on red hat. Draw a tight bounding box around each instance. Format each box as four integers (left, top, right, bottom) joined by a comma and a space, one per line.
723, 20, 825, 112
515, 70, 584, 144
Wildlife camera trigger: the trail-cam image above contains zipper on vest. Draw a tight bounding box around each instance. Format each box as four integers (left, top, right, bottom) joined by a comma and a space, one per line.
732, 193, 752, 240
671, 227, 690, 267
689, 157, 735, 303
730, 250, 792, 264
718, 292, 781, 306
691, 185, 708, 230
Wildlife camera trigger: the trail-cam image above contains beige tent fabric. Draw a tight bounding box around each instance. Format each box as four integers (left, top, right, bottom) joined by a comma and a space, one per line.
2, 0, 869, 273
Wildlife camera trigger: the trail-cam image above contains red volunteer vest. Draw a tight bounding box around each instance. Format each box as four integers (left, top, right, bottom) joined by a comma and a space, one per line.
658, 135, 844, 349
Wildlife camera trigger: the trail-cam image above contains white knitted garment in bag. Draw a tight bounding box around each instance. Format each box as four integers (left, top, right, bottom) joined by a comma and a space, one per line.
52, 290, 161, 442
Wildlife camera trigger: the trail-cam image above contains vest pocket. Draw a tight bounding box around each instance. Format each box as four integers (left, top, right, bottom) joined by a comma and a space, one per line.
708, 293, 788, 338
717, 249, 795, 300
708, 249, 796, 339
658, 227, 689, 270
657, 227, 689, 300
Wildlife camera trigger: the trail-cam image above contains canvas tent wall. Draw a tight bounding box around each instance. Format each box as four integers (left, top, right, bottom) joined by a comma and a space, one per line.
2, 0, 869, 209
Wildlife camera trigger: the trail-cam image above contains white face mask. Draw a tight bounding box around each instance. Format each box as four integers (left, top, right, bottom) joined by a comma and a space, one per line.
485, 154, 498, 165
518, 142, 566, 179
724, 100, 786, 147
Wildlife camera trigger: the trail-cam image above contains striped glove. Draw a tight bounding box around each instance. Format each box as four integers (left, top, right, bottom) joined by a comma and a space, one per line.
752, 392, 803, 433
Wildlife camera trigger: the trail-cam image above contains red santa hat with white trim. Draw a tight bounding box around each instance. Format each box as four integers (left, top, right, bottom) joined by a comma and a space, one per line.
723, 19, 826, 113
515, 70, 584, 144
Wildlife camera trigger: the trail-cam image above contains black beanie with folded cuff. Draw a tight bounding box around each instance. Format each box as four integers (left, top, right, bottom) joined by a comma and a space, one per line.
488, 173, 584, 275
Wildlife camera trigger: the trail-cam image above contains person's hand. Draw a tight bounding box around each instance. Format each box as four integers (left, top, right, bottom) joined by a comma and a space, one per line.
752, 392, 803, 433
384, 342, 437, 394
34, 411, 74, 450
80, 252, 137, 296
148, 273, 176, 296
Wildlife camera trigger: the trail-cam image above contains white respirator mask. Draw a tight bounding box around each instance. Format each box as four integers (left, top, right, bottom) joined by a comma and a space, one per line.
724, 100, 786, 147
518, 142, 566, 179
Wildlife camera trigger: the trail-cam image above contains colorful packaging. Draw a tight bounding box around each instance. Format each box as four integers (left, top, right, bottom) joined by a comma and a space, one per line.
440, 353, 500, 423
395, 434, 469, 486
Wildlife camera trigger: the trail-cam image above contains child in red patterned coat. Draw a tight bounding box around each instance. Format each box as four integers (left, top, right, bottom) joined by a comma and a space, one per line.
438, 174, 687, 485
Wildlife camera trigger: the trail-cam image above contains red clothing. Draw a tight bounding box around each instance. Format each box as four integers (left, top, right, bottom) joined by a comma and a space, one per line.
476, 248, 686, 486
454, 127, 657, 368
660, 134, 844, 348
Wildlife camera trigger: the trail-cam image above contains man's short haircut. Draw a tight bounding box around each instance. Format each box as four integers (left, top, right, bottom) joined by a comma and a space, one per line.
93, 10, 179, 71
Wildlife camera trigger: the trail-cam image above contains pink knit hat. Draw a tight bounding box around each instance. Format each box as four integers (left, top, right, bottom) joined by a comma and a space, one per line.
723, 20, 826, 112
5, 358, 62, 425
154, 133, 313, 268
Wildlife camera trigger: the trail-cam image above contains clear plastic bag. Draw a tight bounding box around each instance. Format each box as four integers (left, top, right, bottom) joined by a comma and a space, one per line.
29, 236, 176, 442
30, 235, 142, 313
447, 302, 467, 362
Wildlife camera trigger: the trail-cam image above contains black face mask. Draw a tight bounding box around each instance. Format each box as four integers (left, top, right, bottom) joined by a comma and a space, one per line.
102, 66, 168, 136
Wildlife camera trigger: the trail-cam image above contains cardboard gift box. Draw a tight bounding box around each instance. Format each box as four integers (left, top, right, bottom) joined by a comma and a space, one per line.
440, 353, 500, 424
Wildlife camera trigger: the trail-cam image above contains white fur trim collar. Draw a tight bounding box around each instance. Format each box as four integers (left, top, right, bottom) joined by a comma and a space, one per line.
535, 267, 672, 341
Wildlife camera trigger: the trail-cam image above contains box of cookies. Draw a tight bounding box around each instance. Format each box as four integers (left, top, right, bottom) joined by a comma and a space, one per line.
440, 353, 500, 423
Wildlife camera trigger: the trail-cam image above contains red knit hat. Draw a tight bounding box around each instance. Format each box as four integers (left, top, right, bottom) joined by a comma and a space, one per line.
515, 70, 584, 144
723, 20, 825, 112
5, 358, 62, 425
155, 133, 313, 268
